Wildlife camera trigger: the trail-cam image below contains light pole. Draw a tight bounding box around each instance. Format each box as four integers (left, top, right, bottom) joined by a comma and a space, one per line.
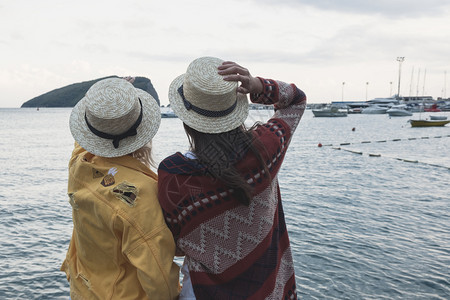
390, 81, 393, 96
397, 57, 405, 99
342, 82, 345, 101
365, 82, 369, 101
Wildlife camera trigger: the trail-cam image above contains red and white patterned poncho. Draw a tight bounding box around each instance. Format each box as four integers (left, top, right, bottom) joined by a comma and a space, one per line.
158, 78, 307, 299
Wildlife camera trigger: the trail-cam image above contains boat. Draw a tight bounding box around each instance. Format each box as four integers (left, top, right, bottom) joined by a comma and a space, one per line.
161, 111, 177, 118
348, 107, 363, 114
424, 103, 441, 112
160, 107, 177, 118
409, 104, 424, 112
429, 115, 447, 120
312, 106, 347, 117
366, 97, 398, 106
386, 105, 413, 117
409, 119, 450, 127
361, 105, 388, 114
339, 102, 370, 114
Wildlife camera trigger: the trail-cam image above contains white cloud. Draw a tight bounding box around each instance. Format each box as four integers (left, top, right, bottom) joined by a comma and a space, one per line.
256, 0, 450, 17
0, 0, 449, 107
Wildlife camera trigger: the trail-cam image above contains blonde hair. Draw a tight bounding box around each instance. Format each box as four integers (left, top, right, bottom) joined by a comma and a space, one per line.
131, 141, 155, 168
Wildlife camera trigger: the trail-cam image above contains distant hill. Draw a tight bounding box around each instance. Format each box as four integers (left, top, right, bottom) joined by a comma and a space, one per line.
21, 76, 160, 107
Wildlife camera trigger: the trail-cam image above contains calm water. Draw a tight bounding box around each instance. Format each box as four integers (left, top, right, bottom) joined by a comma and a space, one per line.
0, 108, 449, 299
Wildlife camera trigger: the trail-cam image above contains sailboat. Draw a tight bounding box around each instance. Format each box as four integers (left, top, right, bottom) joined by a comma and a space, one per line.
409, 103, 449, 127
407, 68, 450, 126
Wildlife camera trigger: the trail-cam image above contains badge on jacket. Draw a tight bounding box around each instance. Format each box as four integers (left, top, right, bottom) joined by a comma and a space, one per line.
101, 167, 118, 187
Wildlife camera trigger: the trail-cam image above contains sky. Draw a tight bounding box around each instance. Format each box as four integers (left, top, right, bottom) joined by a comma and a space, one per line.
1, 0, 450, 107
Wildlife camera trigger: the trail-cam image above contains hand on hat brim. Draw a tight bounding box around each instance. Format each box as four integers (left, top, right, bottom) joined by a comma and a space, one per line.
218, 62, 263, 95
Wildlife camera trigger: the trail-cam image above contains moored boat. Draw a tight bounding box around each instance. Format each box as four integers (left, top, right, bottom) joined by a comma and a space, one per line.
312, 106, 347, 117
387, 105, 413, 117
361, 105, 388, 114
424, 104, 441, 112
429, 115, 447, 120
160, 107, 177, 118
409, 119, 450, 127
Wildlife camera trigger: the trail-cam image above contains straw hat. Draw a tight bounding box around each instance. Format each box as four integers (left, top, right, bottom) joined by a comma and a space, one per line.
168, 56, 248, 134
69, 78, 161, 158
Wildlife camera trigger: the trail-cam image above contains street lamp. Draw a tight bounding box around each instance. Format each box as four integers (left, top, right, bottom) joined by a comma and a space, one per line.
342, 82, 345, 101
396, 57, 405, 99
365, 82, 369, 101
390, 81, 393, 96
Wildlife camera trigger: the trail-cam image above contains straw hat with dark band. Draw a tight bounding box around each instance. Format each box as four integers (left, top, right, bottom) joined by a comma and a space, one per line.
168, 56, 249, 134
69, 78, 161, 158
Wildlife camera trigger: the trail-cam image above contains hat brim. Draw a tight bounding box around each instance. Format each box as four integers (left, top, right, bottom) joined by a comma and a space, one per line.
69, 89, 161, 158
168, 74, 249, 134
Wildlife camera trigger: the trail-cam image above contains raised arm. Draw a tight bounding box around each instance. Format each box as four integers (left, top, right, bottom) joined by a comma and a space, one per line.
218, 61, 307, 134
253, 78, 306, 133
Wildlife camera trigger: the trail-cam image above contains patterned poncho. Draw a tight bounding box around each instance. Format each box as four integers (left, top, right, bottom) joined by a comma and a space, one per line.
158, 78, 306, 299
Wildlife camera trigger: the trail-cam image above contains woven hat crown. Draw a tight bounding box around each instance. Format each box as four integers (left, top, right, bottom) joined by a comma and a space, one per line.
84, 78, 141, 135
183, 57, 238, 111
69, 77, 161, 157
168, 56, 249, 134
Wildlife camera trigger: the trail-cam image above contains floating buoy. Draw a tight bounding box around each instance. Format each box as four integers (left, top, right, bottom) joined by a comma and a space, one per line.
403, 159, 418, 163
352, 127, 355, 131
318, 143, 322, 147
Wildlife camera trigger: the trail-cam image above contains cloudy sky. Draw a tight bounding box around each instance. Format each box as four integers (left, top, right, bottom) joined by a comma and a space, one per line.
1, 0, 450, 107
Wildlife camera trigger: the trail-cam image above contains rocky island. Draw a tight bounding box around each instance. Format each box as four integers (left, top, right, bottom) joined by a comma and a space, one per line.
21, 76, 160, 107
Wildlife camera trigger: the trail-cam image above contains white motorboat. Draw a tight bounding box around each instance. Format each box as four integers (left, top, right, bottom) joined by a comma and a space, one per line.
160, 107, 177, 118
387, 105, 413, 117
429, 115, 447, 120
312, 106, 347, 117
361, 105, 388, 114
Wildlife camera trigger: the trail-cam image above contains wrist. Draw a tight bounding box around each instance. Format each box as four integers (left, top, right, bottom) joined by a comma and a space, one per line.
253, 77, 264, 94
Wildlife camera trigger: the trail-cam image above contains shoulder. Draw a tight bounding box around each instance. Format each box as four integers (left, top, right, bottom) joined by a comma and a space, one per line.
158, 152, 206, 176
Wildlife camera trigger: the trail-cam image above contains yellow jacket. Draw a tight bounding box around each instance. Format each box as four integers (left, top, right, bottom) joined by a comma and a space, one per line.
61, 144, 180, 300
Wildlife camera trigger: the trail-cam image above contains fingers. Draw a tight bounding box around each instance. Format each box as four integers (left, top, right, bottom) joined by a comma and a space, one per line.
219, 61, 239, 68
221, 74, 245, 82
218, 63, 249, 76
217, 61, 257, 94
237, 86, 250, 94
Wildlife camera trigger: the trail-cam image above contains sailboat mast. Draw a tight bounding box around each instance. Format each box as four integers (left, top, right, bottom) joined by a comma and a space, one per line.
445, 71, 447, 99
409, 66, 414, 96
422, 69, 426, 96
416, 68, 421, 96
397, 57, 405, 98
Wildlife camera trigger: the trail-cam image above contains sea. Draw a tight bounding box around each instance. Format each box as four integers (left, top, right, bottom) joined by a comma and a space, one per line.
0, 107, 449, 299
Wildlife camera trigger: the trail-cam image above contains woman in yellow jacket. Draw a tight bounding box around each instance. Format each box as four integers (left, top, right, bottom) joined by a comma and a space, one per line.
61, 78, 180, 299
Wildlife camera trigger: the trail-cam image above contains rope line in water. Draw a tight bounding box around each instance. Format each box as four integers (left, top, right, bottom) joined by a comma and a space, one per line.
329, 146, 450, 170
319, 134, 450, 148
318, 135, 450, 170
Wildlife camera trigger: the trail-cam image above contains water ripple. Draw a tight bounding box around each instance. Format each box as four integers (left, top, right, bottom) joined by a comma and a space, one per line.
1, 109, 450, 298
